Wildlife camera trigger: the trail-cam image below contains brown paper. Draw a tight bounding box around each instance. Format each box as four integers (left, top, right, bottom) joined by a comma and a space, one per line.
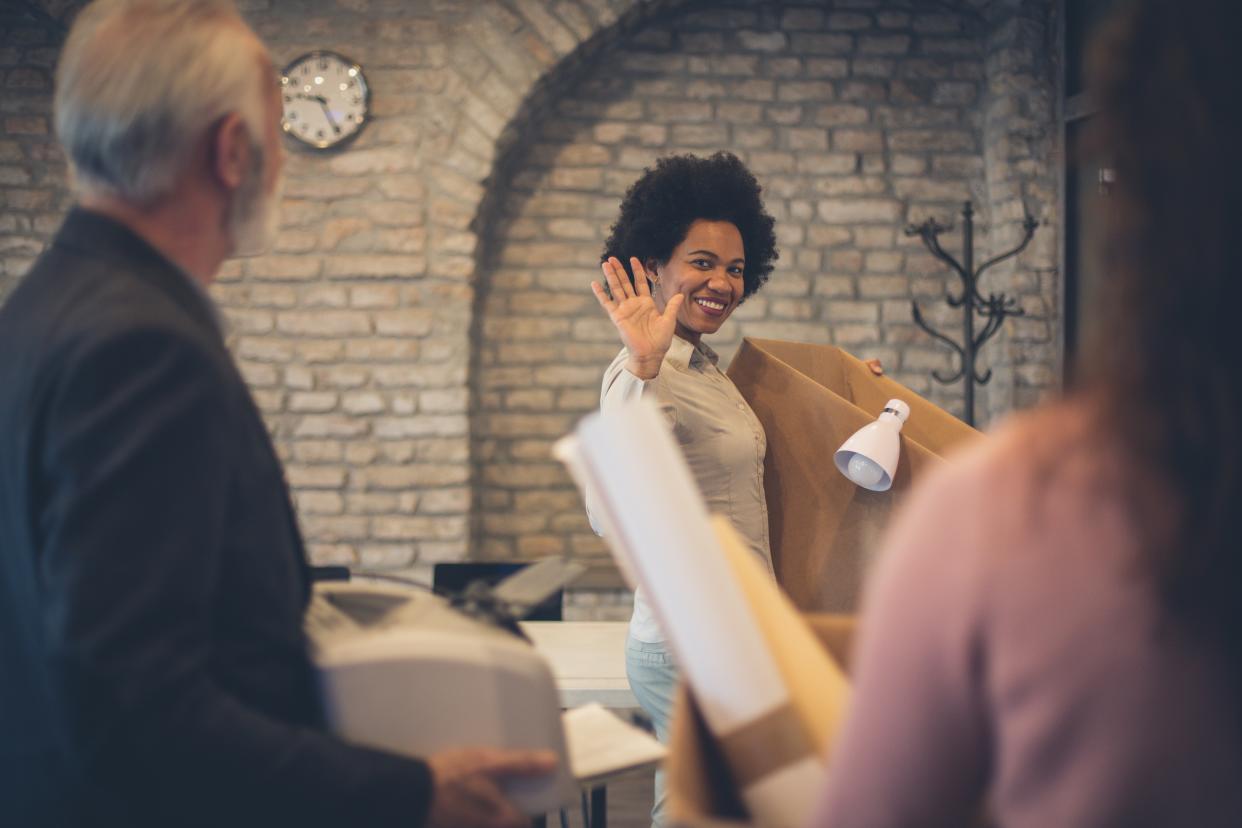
666, 340, 979, 826
726, 338, 979, 613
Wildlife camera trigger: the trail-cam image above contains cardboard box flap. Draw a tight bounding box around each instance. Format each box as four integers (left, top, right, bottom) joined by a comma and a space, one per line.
668, 614, 857, 827
668, 693, 749, 826
727, 338, 979, 613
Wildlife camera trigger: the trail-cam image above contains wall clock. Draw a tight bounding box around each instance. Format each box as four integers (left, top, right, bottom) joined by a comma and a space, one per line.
280, 51, 370, 150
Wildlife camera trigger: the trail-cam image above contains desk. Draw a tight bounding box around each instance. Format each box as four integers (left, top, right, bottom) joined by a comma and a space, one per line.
522, 621, 635, 709
522, 621, 641, 828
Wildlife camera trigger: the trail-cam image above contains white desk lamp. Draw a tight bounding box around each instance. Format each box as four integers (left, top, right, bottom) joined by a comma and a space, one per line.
833, 399, 911, 492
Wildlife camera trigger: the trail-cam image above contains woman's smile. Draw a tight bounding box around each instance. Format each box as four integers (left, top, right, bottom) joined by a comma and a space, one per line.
692, 294, 730, 317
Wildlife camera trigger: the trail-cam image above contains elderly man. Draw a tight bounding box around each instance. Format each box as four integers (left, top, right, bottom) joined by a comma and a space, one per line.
0, 2, 552, 826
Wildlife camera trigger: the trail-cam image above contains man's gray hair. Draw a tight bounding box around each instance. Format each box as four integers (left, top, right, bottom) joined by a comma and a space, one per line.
55, 0, 270, 205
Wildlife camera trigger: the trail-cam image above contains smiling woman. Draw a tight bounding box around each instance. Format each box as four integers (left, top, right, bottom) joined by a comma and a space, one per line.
586, 151, 780, 828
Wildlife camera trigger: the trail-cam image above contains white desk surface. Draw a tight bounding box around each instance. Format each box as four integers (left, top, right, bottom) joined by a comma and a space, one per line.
521, 621, 636, 710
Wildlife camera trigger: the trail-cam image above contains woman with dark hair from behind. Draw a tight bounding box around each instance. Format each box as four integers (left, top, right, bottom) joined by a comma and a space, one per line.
810, 1, 1242, 826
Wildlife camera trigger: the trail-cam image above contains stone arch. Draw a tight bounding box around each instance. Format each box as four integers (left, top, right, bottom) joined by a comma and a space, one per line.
424, 0, 692, 286
456, 0, 700, 564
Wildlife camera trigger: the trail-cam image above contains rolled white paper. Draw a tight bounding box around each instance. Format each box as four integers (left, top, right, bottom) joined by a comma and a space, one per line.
555, 399, 823, 827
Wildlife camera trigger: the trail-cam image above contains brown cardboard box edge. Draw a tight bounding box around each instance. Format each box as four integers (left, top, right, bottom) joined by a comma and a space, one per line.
667, 615, 856, 828
667, 616, 993, 828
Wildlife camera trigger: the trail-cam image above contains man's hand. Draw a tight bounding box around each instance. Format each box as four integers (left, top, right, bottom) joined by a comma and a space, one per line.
864, 358, 884, 376
426, 748, 558, 828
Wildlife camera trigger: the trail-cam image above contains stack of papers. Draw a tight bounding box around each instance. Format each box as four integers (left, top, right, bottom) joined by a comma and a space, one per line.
563, 703, 666, 785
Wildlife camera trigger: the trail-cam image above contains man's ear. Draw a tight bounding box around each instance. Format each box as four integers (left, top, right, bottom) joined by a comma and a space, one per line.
211, 112, 251, 192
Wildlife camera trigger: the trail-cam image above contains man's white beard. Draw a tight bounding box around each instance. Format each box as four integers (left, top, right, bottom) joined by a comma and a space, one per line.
228, 144, 282, 258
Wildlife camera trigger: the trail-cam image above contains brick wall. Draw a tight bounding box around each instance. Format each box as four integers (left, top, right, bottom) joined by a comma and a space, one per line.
0, 6, 71, 294
1, 0, 1060, 595
977, 0, 1061, 419
473, 0, 1062, 562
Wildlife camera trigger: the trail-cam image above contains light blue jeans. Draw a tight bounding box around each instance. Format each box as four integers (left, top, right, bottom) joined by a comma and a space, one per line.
625, 634, 678, 828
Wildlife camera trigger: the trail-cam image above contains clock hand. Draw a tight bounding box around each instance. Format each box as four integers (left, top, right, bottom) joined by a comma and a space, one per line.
316, 99, 340, 131
289, 93, 340, 130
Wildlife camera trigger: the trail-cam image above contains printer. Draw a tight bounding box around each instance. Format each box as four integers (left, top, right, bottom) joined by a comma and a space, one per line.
306, 578, 576, 814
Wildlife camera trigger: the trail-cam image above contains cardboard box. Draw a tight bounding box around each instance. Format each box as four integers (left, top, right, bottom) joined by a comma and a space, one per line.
727, 339, 980, 613
667, 616, 993, 828
667, 614, 856, 828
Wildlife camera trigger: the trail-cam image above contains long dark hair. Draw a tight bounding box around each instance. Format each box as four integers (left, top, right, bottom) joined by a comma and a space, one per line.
1082, 0, 1241, 680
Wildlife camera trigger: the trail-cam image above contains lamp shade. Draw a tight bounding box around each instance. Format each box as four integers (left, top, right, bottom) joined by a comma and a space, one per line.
833, 399, 910, 492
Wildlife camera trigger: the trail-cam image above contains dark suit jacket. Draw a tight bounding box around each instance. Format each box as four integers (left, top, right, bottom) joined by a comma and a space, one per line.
0, 210, 432, 827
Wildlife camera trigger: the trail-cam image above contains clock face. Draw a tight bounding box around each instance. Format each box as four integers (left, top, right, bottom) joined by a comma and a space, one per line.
280, 51, 370, 150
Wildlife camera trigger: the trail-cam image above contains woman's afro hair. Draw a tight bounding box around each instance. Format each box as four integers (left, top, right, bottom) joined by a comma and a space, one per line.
601, 151, 778, 301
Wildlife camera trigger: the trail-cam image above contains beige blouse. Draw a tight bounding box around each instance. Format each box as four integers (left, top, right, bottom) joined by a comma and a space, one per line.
594, 336, 774, 643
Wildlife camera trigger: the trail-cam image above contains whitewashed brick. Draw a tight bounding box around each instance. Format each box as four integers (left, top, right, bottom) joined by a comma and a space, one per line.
285, 465, 348, 488
341, 392, 386, 415
276, 311, 371, 336
372, 515, 466, 541
361, 464, 469, 489
247, 256, 320, 280
816, 198, 904, 224
289, 391, 339, 413
293, 417, 369, 439
296, 491, 345, 515
324, 255, 427, 279
357, 545, 417, 569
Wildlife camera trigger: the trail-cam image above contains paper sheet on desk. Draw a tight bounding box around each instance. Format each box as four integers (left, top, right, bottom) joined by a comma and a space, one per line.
564, 703, 666, 784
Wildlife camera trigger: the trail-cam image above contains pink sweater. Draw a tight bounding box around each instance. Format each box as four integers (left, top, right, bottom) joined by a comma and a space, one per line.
811, 406, 1242, 827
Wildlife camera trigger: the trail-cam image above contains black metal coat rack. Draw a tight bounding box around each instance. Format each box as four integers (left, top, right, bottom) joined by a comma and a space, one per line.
906, 201, 1038, 427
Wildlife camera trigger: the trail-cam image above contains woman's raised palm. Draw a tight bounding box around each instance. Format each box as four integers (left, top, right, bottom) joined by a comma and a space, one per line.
591, 256, 684, 366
